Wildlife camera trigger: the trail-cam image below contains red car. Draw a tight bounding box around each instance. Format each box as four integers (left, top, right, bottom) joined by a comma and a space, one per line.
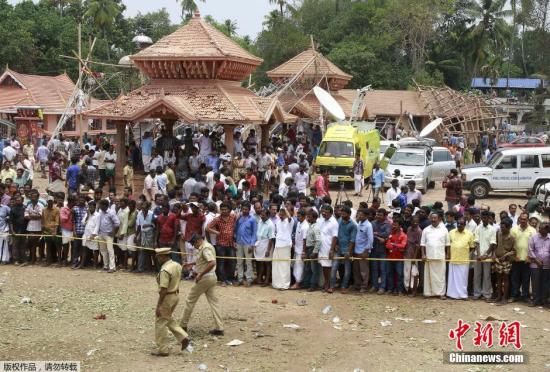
499, 137, 547, 148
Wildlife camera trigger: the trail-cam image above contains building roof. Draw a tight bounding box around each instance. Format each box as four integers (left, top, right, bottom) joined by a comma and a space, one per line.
0, 69, 104, 114
340, 89, 428, 118
85, 79, 294, 125
131, 12, 262, 81
267, 48, 352, 90
278, 89, 366, 120
471, 77, 546, 89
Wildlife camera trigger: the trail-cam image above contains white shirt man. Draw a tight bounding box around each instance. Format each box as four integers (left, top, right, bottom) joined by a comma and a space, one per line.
317, 213, 339, 266
279, 169, 292, 186
183, 177, 196, 199
273, 214, 295, 290
143, 173, 158, 202
197, 134, 212, 158
420, 216, 450, 297
385, 184, 400, 207
2, 145, 16, 162
295, 171, 309, 194
293, 217, 309, 285
150, 154, 164, 171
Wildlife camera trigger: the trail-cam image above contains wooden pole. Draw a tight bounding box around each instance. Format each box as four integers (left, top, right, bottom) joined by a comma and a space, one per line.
224, 125, 235, 155
115, 121, 127, 192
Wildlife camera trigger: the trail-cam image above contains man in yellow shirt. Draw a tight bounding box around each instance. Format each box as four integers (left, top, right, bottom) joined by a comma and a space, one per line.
0, 162, 16, 183
510, 213, 536, 302
447, 217, 475, 299
165, 162, 177, 192
122, 160, 134, 193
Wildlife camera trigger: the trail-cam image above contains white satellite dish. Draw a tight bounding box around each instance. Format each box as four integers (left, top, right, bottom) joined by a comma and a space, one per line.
418, 118, 442, 138
313, 86, 346, 121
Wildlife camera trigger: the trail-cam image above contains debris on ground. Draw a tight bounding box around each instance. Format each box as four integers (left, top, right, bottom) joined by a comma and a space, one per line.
296, 298, 307, 306
186, 344, 194, 353
86, 349, 98, 357
379, 320, 392, 327
20, 296, 32, 304
197, 363, 208, 371
283, 324, 301, 329
422, 320, 437, 324
384, 306, 397, 313
483, 315, 507, 321
332, 316, 341, 324
271, 298, 278, 304
322, 305, 332, 314
395, 317, 413, 323
93, 314, 106, 320
226, 339, 244, 346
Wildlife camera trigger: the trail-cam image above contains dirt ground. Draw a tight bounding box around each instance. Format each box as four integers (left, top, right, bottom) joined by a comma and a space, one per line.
1, 184, 549, 371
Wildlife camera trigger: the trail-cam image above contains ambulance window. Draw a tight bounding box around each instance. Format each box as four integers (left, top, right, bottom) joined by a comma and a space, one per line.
496, 156, 516, 169
520, 155, 539, 168
542, 154, 550, 167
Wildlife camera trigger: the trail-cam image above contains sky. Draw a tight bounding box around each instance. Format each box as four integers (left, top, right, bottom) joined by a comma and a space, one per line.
121, 0, 276, 38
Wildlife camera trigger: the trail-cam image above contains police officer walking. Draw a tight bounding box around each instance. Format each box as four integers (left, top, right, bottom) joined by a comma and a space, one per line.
180, 234, 224, 335
152, 247, 190, 356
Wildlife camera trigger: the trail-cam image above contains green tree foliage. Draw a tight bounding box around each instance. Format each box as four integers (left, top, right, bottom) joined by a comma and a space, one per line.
0, 0, 547, 98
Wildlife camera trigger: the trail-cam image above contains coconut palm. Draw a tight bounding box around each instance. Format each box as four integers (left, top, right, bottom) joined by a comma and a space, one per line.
465, 0, 512, 78
84, 0, 121, 36
176, 0, 205, 20
84, 0, 121, 60
269, 0, 289, 17
223, 19, 237, 36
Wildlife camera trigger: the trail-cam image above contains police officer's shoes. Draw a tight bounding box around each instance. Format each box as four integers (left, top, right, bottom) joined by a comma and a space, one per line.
209, 329, 224, 336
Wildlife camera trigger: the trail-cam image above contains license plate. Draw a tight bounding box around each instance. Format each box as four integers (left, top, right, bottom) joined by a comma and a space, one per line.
329, 175, 340, 182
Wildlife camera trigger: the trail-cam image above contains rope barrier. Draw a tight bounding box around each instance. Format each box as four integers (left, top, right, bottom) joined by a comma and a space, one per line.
3, 232, 497, 264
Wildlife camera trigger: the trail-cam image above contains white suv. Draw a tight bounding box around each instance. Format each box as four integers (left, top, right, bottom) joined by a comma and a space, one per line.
384, 145, 455, 193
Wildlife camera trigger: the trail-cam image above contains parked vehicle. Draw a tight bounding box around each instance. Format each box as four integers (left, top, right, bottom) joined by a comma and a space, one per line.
499, 136, 546, 148
316, 123, 380, 182
383, 144, 455, 193
462, 147, 550, 198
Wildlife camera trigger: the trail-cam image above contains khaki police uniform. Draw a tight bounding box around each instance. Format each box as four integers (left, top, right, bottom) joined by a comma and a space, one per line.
155, 257, 188, 354
180, 241, 224, 331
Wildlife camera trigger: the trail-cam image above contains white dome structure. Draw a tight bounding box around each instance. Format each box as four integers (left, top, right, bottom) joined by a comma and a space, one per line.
118, 55, 133, 66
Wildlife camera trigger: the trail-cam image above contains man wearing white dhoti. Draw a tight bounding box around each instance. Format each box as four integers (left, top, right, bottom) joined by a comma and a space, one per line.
291, 209, 309, 289
420, 213, 450, 299
272, 207, 294, 290
447, 217, 475, 299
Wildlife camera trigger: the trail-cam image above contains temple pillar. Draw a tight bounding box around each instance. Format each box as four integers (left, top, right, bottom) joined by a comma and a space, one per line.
261, 123, 271, 149
115, 121, 127, 192
224, 125, 235, 155
163, 118, 176, 134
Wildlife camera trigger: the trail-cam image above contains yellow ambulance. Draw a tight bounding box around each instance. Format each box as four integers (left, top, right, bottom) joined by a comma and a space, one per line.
315, 122, 380, 182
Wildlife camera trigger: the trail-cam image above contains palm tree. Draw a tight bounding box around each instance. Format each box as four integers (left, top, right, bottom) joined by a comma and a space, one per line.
269, 0, 287, 17
465, 0, 512, 78
223, 19, 237, 36
176, 0, 205, 20
85, 0, 120, 36
84, 0, 121, 59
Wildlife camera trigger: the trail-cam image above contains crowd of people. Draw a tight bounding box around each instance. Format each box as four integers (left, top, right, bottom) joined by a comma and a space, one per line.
0, 124, 549, 309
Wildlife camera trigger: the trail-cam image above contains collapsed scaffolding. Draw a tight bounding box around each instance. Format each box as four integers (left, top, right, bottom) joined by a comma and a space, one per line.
414, 80, 507, 144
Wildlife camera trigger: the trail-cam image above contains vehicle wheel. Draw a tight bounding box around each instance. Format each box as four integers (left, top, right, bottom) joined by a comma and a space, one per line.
421, 181, 427, 194
471, 181, 489, 199
533, 179, 549, 193
428, 180, 435, 189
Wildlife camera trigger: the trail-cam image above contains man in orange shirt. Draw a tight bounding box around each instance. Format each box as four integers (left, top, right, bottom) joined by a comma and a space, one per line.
245, 167, 257, 191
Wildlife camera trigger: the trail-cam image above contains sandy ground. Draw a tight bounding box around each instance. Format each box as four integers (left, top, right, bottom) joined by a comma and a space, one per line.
1, 182, 548, 371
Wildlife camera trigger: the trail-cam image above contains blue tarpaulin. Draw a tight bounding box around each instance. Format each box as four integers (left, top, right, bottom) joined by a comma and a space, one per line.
471, 77, 546, 89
